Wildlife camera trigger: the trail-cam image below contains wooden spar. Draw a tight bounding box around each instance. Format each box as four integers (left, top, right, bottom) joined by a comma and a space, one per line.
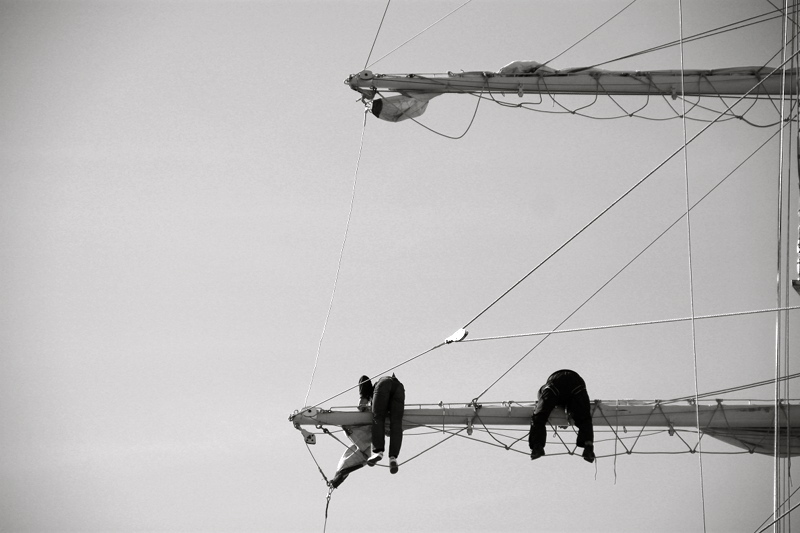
291, 399, 800, 430
346, 67, 797, 98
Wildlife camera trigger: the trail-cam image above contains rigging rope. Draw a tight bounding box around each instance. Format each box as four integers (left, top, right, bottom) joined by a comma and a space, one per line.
304, 342, 445, 411
788, 0, 799, 524
364, 0, 392, 69
304, 440, 336, 533
543, 0, 639, 67
394, 420, 757, 464
666, 371, 800, 403
580, 5, 798, 71
303, 111, 368, 407
305, 441, 331, 485
406, 83, 484, 139
773, 1, 793, 526
365, 0, 475, 69
755, 484, 800, 533
463, 305, 800, 342
766, 0, 799, 32
323, 485, 334, 533
676, 2, 707, 529
480, 87, 793, 128
756, 497, 800, 533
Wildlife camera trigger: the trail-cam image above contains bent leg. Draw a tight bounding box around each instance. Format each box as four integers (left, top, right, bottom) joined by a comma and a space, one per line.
371, 379, 391, 453
567, 389, 594, 447
388, 381, 405, 459
530, 390, 557, 452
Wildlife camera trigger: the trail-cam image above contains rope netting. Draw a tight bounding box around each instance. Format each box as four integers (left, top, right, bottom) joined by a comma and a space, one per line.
304, 400, 784, 470
472, 77, 797, 127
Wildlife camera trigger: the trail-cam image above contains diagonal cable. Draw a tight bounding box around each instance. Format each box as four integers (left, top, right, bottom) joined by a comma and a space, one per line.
364, 0, 392, 69
366, 0, 475, 69
303, 112, 368, 407
544, 0, 639, 66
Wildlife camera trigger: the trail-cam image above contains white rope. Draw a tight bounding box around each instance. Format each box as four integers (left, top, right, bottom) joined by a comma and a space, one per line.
406, 84, 485, 139
364, 0, 392, 69
544, 0, 639, 66
785, 1, 798, 525
303, 111, 368, 407
756, 497, 800, 533
677, 1, 706, 528
774, 0, 793, 526
365, 0, 475, 69
461, 305, 800, 342
583, 6, 795, 71
304, 342, 445, 411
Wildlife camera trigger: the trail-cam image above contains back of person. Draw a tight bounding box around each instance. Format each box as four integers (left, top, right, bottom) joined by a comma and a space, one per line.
359, 374, 406, 474
530, 369, 594, 463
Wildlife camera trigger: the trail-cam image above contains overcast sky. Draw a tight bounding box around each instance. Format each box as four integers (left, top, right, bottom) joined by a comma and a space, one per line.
1, 1, 798, 532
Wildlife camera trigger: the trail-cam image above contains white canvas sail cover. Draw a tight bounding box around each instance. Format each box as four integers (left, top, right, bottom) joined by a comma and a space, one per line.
370, 92, 439, 122
702, 427, 800, 457
329, 425, 372, 488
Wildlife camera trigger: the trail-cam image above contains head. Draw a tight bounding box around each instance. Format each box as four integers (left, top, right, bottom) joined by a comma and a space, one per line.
358, 375, 374, 399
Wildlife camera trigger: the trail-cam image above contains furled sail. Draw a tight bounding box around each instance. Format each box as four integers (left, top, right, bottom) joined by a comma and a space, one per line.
370, 92, 440, 122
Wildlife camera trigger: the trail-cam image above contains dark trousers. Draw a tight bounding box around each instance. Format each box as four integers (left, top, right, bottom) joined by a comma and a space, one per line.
529, 370, 593, 451
372, 376, 405, 458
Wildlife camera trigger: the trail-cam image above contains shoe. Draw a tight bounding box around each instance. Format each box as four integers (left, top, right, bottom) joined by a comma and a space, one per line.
367, 451, 383, 466
389, 457, 399, 474
530, 447, 546, 460
582, 446, 595, 463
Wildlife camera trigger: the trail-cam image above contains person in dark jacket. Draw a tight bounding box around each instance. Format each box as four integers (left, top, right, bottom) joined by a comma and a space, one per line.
529, 369, 595, 463
358, 374, 405, 474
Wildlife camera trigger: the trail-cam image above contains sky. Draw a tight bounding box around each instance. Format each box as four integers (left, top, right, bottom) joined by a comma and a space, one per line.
1, 0, 799, 532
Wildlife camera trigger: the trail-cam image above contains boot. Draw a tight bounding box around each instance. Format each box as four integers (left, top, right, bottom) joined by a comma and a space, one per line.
582, 445, 595, 463
367, 451, 383, 466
